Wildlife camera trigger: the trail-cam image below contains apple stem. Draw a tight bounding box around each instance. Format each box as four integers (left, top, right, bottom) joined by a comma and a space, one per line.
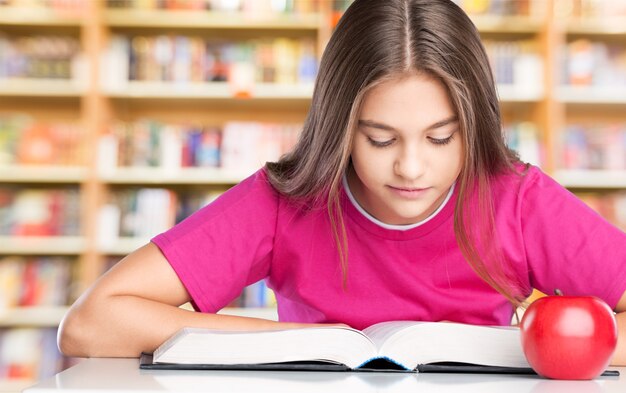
554, 289, 563, 296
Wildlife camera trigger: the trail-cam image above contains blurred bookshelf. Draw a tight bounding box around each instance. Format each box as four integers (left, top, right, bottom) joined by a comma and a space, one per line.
1, 0, 626, 390
0, 306, 68, 328
0, 236, 86, 255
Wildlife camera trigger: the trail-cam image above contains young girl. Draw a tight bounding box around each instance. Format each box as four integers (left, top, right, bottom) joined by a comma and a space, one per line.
58, 0, 626, 364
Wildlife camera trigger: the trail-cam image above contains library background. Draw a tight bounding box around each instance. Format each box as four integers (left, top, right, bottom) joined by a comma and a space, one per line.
0, 0, 625, 391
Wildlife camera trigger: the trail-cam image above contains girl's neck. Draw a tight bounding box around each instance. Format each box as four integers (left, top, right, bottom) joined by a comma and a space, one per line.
342, 171, 455, 231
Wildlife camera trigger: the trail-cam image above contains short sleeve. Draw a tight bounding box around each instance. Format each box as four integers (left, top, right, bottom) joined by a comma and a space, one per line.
521, 168, 626, 309
151, 169, 278, 312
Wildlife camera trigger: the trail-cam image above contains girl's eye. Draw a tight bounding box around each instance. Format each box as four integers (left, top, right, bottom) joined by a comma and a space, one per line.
429, 135, 454, 146
367, 137, 394, 148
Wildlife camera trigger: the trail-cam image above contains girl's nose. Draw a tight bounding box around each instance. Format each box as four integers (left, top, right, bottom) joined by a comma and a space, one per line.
394, 147, 425, 180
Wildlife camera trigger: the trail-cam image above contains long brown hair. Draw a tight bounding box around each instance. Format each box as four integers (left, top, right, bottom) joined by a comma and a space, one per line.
266, 0, 529, 307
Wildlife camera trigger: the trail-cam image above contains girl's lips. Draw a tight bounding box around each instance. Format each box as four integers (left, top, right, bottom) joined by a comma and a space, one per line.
387, 185, 430, 199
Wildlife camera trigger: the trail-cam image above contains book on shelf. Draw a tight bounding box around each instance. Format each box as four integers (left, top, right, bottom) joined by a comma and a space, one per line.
0, 188, 80, 237
97, 188, 225, 249
562, 123, 626, 171
563, 0, 626, 18
0, 115, 83, 167
99, 120, 300, 175
222, 280, 276, 309
0, 256, 72, 308
504, 122, 542, 167
0, 35, 81, 80
102, 34, 317, 88
141, 321, 537, 373
105, 0, 320, 14
97, 188, 177, 246
564, 39, 626, 88
460, 0, 544, 16
0, 0, 86, 14
483, 40, 543, 95
0, 327, 79, 382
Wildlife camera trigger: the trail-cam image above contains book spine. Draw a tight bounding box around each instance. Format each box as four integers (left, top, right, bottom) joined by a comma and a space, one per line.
107, 187, 222, 239
119, 34, 318, 85
564, 40, 626, 88
0, 188, 80, 237
483, 39, 543, 94
111, 120, 301, 174
504, 122, 543, 167
0, 35, 81, 80
0, 115, 84, 167
0, 327, 69, 382
103, 0, 320, 13
457, 0, 543, 16
0, 256, 72, 308
561, 123, 626, 170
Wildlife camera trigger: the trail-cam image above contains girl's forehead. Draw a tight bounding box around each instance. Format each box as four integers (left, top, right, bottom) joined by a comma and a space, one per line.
360, 75, 455, 117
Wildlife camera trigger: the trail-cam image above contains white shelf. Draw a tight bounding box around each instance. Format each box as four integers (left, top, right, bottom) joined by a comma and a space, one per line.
567, 18, 626, 35
98, 237, 150, 255
554, 170, 626, 189
105, 9, 321, 30
557, 86, 626, 104
99, 167, 251, 185
497, 84, 544, 103
0, 166, 86, 183
0, 378, 36, 393
0, 306, 68, 328
0, 306, 276, 327
470, 14, 543, 34
105, 81, 314, 100
0, 78, 84, 97
0, 7, 82, 27
218, 307, 278, 321
179, 303, 277, 321
0, 236, 86, 255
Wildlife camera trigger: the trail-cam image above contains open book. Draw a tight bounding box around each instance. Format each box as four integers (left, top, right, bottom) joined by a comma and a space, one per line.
140, 321, 536, 373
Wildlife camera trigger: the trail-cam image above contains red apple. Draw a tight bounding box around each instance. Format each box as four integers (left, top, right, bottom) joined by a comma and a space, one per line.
520, 292, 618, 380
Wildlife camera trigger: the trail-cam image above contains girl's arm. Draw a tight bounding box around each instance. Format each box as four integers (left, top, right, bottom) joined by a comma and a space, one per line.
612, 291, 626, 366
57, 243, 319, 358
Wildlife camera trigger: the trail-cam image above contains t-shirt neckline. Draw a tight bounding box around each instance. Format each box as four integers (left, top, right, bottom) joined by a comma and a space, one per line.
341, 174, 457, 240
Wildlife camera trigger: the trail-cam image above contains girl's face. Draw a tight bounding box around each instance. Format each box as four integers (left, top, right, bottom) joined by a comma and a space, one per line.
348, 73, 463, 225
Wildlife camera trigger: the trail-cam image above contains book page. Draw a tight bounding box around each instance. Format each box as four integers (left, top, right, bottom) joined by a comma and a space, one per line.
362, 321, 425, 350
154, 326, 378, 369
364, 321, 528, 371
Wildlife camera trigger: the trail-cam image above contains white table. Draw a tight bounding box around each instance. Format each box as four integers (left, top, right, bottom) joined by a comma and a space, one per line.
23, 358, 626, 393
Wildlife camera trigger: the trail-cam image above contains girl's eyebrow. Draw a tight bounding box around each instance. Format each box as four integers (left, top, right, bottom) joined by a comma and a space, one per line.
358, 115, 459, 132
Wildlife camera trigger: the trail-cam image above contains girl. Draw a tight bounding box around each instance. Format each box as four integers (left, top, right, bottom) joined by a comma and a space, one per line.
58, 0, 626, 364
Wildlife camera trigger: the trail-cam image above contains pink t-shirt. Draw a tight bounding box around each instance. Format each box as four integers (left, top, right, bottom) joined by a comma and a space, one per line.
151, 165, 626, 330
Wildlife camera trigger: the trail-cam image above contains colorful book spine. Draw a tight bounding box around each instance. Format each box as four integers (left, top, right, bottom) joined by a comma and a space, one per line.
101, 120, 301, 174
0, 0, 86, 13
0, 115, 84, 166
483, 40, 543, 91
563, 40, 626, 87
504, 122, 543, 167
454, 0, 543, 16
0, 35, 81, 80
0, 256, 72, 308
560, 0, 626, 18
0, 327, 77, 382
105, 0, 321, 13
106, 35, 317, 85
98, 188, 224, 244
243, 280, 276, 308
0, 188, 81, 236
561, 124, 626, 170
